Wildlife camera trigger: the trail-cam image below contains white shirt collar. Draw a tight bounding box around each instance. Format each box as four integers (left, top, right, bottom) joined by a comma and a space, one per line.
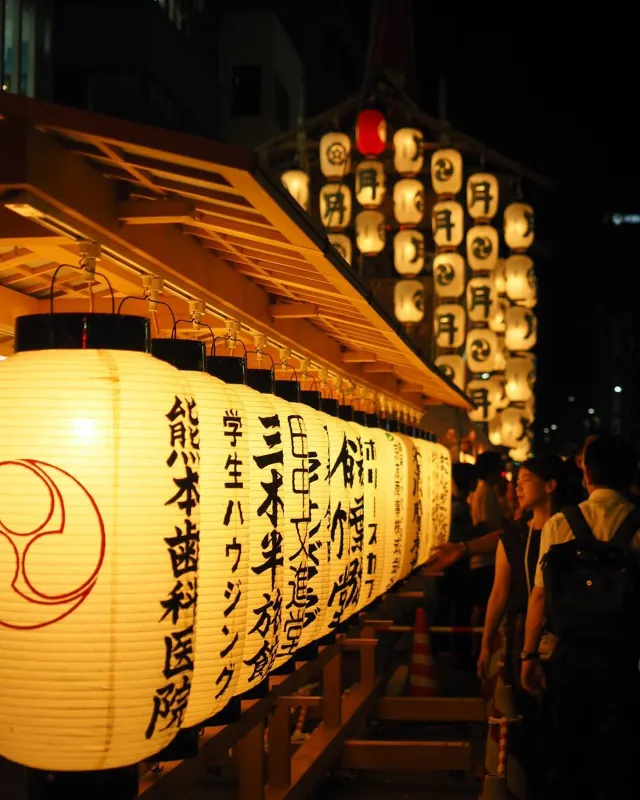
589, 488, 628, 503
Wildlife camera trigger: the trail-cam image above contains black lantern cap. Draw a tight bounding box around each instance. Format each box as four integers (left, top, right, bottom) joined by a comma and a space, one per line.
275, 380, 301, 403
321, 398, 339, 417
366, 412, 379, 428
301, 390, 322, 410
207, 355, 246, 385
339, 404, 354, 422
14, 313, 150, 354
247, 367, 275, 394
387, 418, 400, 433
378, 415, 390, 431
151, 338, 206, 372
354, 410, 366, 425
399, 422, 408, 435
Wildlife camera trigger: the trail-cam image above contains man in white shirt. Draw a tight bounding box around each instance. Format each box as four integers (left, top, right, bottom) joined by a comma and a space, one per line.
521, 435, 640, 799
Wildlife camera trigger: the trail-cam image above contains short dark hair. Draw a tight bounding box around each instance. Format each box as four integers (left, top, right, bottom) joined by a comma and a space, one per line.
452, 463, 476, 496
475, 451, 503, 481
584, 434, 638, 492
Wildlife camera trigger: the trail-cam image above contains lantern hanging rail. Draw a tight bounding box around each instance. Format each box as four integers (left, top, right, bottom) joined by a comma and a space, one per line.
49, 263, 115, 314
118, 296, 177, 330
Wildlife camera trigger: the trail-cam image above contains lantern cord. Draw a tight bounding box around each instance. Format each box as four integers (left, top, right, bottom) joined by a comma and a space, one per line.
286, 367, 299, 383
213, 335, 248, 359
49, 264, 115, 314
118, 296, 175, 327
246, 348, 275, 369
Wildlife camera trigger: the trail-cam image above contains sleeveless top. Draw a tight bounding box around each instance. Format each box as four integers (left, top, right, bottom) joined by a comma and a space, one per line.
500, 518, 541, 615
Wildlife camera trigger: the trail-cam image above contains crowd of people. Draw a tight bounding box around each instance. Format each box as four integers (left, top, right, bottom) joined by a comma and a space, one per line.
429, 433, 640, 799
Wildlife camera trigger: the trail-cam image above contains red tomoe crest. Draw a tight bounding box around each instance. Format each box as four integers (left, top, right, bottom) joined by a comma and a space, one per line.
0, 460, 105, 630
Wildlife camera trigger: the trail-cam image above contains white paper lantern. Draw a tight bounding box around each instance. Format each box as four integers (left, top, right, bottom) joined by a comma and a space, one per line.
0, 318, 199, 770
430, 148, 463, 195
394, 230, 425, 277
393, 178, 425, 225
494, 258, 506, 295
434, 303, 466, 349
466, 277, 496, 324
489, 415, 503, 447
468, 378, 498, 423
433, 251, 466, 299
494, 374, 510, 411
494, 335, 507, 371
505, 307, 537, 352
505, 354, 535, 403
356, 210, 386, 255
281, 170, 309, 211
328, 233, 352, 265
435, 354, 466, 391
355, 160, 386, 208
424, 441, 451, 551
504, 202, 535, 251
466, 329, 498, 374
393, 128, 424, 176
344, 421, 365, 616
398, 435, 422, 579
320, 183, 352, 230
505, 254, 536, 307
395, 279, 425, 323
466, 225, 499, 272
467, 173, 499, 220
509, 446, 531, 462
432, 200, 464, 249
319, 132, 351, 179
500, 406, 530, 449
385, 433, 408, 588
489, 298, 508, 334
414, 438, 433, 565
360, 426, 388, 604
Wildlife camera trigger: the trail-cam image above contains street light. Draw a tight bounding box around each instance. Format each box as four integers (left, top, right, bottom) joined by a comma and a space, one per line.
588, 408, 595, 415
551, 424, 558, 431
614, 385, 623, 394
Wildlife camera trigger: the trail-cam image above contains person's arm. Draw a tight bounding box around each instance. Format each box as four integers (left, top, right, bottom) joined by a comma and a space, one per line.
520, 585, 547, 697
426, 529, 503, 571
478, 541, 510, 679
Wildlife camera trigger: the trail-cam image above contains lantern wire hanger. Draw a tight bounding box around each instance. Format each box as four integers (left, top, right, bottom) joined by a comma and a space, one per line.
119, 276, 176, 335
49, 243, 115, 315
279, 347, 298, 383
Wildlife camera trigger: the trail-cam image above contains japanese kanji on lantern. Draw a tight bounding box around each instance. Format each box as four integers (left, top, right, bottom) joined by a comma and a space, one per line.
434, 303, 466, 350
319, 132, 351, 179
467, 276, 496, 325
466, 329, 498, 374
435, 353, 466, 392
394, 178, 425, 226
433, 251, 465, 299
504, 202, 535, 251
431, 200, 464, 249
394, 279, 425, 324
328, 233, 352, 266
393, 128, 424, 176
0, 314, 200, 771
356, 210, 386, 255
394, 230, 425, 277
397, 434, 423, 578
319, 183, 351, 230
505, 306, 537, 352
505, 254, 537, 308
430, 148, 463, 196
355, 160, 386, 208
466, 224, 499, 272
505, 353, 535, 403
281, 170, 310, 211
467, 173, 499, 221
500, 405, 531, 450
468, 378, 499, 424
359, 426, 388, 604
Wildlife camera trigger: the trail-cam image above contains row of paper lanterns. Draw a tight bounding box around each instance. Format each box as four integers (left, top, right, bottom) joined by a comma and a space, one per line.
0, 316, 451, 772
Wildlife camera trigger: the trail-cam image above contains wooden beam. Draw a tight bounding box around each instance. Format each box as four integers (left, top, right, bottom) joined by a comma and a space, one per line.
377, 697, 486, 724
362, 362, 395, 374
117, 199, 196, 225
342, 350, 377, 363
341, 740, 471, 772
400, 382, 423, 394
270, 302, 318, 320
0, 284, 39, 335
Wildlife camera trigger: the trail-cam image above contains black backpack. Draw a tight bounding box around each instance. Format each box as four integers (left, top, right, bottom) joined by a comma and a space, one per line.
542, 505, 640, 645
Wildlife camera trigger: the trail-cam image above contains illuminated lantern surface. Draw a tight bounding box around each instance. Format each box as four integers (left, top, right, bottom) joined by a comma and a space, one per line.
505, 254, 536, 307
433, 251, 466, 299
344, 421, 365, 613
414, 439, 433, 564
387, 433, 407, 588
466, 276, 496, 324
355, 160, 386, 208
398, 435, 422, 579
393, 178, 425, 226
494, 258, 507, 295
328, 233, 352, 266
0, 314, 198, 770
430, 148, 463, 195
494, 375, 510, 411
466, 329, 498, 374
393, 128, 424, 175
466, 225, 499, 272
394, 230, 425, 277
394, 279, 425, 324
489, 415, 503, 447
510, 446, 531, 462
426, 441, 451, 551
500, 406, 530, 450
355, 210, 386, 255
467, 173, 499, 220
505, 307, 537, 352
489, 298, 508, 334
432, 200, 464, 249
505, 354, 535, 403
356, 109, 387, 156
360, 426, 388, 603
504, 202, 535, 251
435, 354, 466, 391
494, 335, 507, 371
467, 378, 498, 423
281, 170, 309, 211
434, 303, 466, 350
319, 132, 351, 179
319, 183, 352, 230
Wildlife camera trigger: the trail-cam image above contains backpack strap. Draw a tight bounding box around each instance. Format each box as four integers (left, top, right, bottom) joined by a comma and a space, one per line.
563, 506, 595, 544
611, 508, 640, 547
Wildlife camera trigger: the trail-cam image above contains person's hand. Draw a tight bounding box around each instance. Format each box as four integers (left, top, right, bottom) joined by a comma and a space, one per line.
477, 644, 491, 681
521, 660, 547, 699
425, 542, 465, 571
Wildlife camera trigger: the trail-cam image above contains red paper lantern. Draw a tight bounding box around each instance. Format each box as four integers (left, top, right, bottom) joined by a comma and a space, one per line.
356, 109, 387, 157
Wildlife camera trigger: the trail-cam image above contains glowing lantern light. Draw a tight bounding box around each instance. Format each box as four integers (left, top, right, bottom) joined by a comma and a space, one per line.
386, 433, 408, 587
505, 307, 537, 352
468, 378, 498, 423
504, 202, 535, 251
430, 148, 463, 196
394, 230, 425, 277
494, 335, 507, 371
328, 233, 352, 265
398, 434, 422, 579
395, 279, 425, 324
494, 375, 510, 411
356, 210, 386, 255
500, 406, 530, 449
435, 354, 466, 391
434, 303, 466, 350
433, 251, 466, 299
466, 225, 499, 272
466, 329, 498, 374
489, 415, 503, 447
393, 128, 424, 176
505, 254, 536, 307
0, 314, 198, 770
281, 170, 309, 211
419, 439, 451, 554
489, 298, 508, 334
494, 258, 506, 294
355, 160, 386, 208
319, 183, 352, 230
467, 173, 499, 220
319, 132, 351, 179
393, 178, 425, 225
505, 353, 535, 403
356, 109, 387, 157
360, 425, 388, 604
466, 276, 496, 324
432, 200, 464, 249
510, 446, 531, 462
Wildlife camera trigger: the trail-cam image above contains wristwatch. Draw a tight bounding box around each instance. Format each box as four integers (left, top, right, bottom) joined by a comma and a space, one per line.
459, 541, 471, 558
520, 650, 540, 662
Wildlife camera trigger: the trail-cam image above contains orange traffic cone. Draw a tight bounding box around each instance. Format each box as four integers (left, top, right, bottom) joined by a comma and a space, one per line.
409, 607, 437, 697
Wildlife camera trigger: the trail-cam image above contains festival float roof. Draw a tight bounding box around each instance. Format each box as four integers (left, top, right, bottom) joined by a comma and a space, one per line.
0, 92, 470, 413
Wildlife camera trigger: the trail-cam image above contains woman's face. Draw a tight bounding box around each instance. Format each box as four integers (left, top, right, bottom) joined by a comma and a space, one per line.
516, 467, 550, 512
